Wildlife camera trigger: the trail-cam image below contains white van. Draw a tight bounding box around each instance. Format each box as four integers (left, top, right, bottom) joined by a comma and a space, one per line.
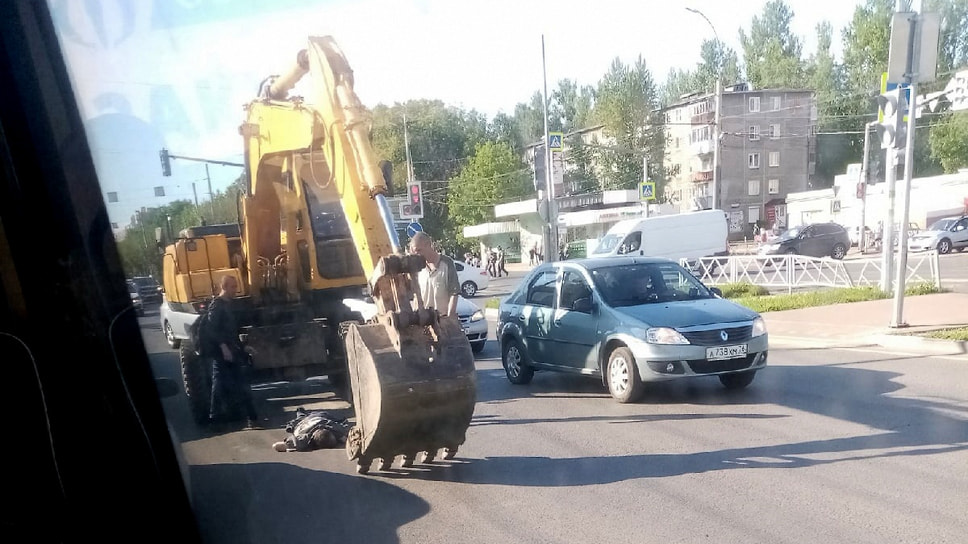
590, 210, 729, 260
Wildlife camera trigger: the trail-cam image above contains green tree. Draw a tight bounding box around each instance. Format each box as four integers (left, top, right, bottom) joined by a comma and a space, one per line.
694, 39, 743, 91
841, 0, 893, 117
593, 57, 665, 191
550, 79, 596, 132
661, 68, 696, 107
925, 0, 968, 77
739, 0, 805, 89
447, 142, 532, 243
512, 92, 547, 146
930, 111, 968, 172
369, 99, 488, 239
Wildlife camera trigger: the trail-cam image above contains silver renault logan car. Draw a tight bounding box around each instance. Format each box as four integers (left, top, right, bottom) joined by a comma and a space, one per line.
498, 257, 768, 403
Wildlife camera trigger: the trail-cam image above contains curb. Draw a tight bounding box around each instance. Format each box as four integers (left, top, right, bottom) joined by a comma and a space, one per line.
868, 334, 968, 356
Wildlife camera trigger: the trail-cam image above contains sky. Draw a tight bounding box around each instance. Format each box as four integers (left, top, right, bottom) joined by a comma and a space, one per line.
47, 0, 863, 228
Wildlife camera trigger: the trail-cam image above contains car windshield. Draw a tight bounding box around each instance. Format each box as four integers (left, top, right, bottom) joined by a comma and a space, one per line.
591, 233, 623, 254
590, 262, 712, 307
126, 282, 139, 294
778, 227, 802, 240
131, 277, 157, 288
928, 219, 956, 231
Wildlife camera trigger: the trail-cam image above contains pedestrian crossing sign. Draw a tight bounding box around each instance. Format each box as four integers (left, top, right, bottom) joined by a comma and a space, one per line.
548, 132, 563, 151
639, 181, 656, 201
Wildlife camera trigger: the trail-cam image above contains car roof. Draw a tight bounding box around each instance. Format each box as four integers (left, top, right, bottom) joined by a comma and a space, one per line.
536, 256, 679, 271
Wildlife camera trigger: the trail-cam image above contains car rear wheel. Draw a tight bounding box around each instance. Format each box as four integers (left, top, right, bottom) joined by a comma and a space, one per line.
164, 320, 180, 349
606, 347, 643, 403
831, 243, 847, 260
719, 370, 756, 390
938, 238, 952, 254
501, 338, 533, 385
461, 281, 478, 297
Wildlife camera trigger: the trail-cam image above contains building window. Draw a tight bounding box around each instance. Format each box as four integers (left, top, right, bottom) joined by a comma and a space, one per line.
770, 124, 781, 138
769, 151, 780, 167
768, 179, 779, 194
771, 96, 782, 110
749, 96, 761, 112
748, 179, 761, 196
748, 206, 761, 224
748, 153, 760, 169
749, 125, 760, 141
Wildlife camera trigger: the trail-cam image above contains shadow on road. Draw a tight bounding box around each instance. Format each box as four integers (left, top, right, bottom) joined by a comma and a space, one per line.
191, 462, 429, 544
428, 362, 968, 486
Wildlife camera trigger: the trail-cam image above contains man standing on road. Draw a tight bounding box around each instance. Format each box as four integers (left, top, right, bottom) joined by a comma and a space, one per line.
208, 275, 259, 429
497, 246, 508, 277
409, 232, 460, 317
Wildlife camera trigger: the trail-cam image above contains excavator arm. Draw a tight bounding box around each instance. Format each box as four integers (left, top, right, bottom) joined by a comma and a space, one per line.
243, 36, 476, 474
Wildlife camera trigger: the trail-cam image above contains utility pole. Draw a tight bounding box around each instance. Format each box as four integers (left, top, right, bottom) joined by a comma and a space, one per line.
880, 0, 907, 293
643, 156, 650, 218
205, 163, 215, 219
858, 122, 875, 253
686, 7, 722, 211
541, 34, 559, 263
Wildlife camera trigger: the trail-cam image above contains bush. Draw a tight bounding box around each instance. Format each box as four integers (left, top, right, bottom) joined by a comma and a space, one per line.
732, 287, 891, 313
925, 327, 968, 341
905, 282, 942, 296
718, 282, 770, 298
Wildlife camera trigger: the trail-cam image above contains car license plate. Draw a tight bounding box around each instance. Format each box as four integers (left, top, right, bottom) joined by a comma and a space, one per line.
706, 344, 748, 361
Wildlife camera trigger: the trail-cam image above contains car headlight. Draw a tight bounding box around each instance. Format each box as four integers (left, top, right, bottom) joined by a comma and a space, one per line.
470, 310, 485, 322
752, 317, 767, 337
645, 327, 690, 345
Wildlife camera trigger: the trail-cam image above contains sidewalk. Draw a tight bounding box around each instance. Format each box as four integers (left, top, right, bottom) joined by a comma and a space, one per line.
765, 292, 968, 355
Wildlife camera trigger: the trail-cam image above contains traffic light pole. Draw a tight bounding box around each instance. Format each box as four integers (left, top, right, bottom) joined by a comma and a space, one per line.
540, 35, 558, 263
859, 122, 874, 253
891, 79, 917, 327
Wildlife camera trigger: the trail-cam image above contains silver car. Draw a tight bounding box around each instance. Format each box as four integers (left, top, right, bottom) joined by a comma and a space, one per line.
498, 257, 768, 403
907, 216, 968, 254
343, 296, 488, 353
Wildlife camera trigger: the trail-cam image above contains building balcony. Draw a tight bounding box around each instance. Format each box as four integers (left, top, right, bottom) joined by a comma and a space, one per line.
691, 111, 714, 125
692, 170, 713, 182
691, 139, 714, 155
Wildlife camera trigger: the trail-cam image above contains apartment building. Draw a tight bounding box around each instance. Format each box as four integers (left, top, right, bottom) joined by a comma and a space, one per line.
663, 85, 816, 238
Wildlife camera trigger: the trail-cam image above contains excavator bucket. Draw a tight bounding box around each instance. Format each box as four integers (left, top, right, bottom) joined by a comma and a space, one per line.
343, 315, 476, 474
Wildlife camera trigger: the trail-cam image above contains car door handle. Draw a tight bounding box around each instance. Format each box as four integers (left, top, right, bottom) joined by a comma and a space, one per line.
517, 314, 525, 321
552, 319, 562, 326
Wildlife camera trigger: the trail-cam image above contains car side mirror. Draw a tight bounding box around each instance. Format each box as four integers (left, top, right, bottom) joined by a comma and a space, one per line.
710, 287, 723, 298
572, 297, 596, 313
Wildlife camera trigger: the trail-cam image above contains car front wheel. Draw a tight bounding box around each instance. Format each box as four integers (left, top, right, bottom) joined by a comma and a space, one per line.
461, 281, 478, 297
164, 320, 180, 349
831, 243, 847, 260
606, 347, 643, 403
501, 338, 534, 385
938, 238, 952, 254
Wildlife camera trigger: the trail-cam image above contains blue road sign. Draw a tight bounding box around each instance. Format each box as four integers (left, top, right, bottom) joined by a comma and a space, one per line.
548, 132, 563, 150
407, 222, 423, 238
639, 181, 656, 201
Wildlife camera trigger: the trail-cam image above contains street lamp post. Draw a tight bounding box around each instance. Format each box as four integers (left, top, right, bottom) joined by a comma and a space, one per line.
686, 7, 722, 211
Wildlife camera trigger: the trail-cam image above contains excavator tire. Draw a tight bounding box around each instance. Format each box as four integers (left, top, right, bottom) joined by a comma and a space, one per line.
344, 315, 476, 472
180, 340, 212, 426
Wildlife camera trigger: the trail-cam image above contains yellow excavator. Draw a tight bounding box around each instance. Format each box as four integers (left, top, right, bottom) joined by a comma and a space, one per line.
162, 36, 476, 474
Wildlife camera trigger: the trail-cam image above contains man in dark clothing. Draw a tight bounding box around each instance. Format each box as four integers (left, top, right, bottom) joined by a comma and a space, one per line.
208, 275, 259, 429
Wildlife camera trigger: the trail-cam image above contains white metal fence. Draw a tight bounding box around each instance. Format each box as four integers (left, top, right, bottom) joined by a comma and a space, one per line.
682, 251, 941, 292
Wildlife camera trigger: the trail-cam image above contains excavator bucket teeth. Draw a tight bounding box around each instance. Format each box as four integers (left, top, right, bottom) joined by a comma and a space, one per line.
344, 316, 476, 468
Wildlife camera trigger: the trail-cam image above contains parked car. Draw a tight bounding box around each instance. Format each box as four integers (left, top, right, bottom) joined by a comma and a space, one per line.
126, 280, 145, 316
908, 215, 968, 254
342, 295, 489, 353
758, 222, 851, 259
497, 257, 768, 403
453, 260, 489, 297
129, 275, 163, 303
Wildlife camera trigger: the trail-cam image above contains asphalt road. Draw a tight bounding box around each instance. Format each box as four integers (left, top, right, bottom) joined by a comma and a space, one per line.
137, 305, 968, 544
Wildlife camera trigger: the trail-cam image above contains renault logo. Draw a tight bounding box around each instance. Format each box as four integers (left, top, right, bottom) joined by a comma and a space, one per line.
720, 330, 729, 342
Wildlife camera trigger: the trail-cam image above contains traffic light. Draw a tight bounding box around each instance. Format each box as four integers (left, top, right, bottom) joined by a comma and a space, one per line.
875, 88, 907, 150
402, 181, 423, 218
159, 148, 172, 177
